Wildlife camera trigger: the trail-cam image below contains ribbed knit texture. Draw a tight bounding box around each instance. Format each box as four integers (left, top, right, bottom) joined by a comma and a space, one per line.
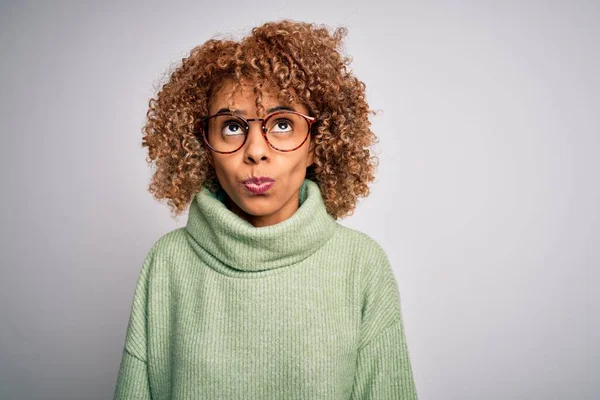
114, 178, 418, 399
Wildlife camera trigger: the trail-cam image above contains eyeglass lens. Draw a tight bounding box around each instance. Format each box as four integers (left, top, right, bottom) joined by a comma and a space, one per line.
204, 112, 309, 152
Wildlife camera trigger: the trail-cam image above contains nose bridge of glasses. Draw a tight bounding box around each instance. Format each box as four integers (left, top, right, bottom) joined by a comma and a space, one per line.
244, 117, 271, 140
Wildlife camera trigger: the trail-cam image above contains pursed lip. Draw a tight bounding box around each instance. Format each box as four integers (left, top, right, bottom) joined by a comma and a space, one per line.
242, 179, 275, 195
242, 176, 275, 185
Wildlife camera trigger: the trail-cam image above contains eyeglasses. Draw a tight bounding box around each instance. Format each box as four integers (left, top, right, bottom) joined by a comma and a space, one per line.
195, 110, 316, 154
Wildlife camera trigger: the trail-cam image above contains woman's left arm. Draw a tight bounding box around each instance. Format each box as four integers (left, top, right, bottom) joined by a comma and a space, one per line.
349, 239, 418, 399
350, 316, 417, 399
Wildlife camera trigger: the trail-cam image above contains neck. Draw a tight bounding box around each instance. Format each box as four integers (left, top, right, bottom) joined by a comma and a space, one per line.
223, 188, 301, 228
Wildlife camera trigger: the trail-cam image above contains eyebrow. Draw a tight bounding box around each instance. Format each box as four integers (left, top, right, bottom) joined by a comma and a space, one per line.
213, 105, 297, 115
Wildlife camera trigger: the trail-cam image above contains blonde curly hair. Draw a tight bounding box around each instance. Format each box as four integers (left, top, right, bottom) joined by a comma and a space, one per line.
142, 19, 379, 220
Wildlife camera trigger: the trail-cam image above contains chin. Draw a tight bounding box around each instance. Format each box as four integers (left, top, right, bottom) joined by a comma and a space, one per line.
240, 202, 275, 217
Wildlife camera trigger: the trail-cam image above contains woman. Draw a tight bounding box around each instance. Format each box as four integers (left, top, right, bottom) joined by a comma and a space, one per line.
114, 19, 418, 399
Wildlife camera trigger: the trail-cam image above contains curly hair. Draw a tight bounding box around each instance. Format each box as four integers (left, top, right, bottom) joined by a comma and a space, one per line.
142, 19, 380, 220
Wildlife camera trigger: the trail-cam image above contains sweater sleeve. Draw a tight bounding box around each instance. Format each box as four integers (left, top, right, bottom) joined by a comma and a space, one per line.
113, 248, 155, 400
350, 240, 418, 399
114, 349, 151, 399
350, 317, 417, 399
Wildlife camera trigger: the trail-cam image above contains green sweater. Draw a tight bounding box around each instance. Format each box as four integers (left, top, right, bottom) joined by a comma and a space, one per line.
114, 178, 418, 399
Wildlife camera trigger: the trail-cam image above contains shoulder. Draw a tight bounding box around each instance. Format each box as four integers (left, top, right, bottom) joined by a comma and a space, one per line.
333, 223, 391, 265
335, 227, 405, 348
335, 225, 401, 299
148, 227, 188, 256
137, 227, 189, 277
331, 223, 398, 293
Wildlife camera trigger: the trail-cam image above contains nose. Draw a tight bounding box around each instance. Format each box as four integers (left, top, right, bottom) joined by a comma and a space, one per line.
243, 120, 269, 163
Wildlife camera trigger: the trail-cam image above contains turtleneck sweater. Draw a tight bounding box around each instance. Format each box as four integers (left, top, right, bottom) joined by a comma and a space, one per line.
113, 178, 418, 399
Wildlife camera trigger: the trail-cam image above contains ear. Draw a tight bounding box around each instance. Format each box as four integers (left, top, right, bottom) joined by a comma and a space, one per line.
306, 143, 315, 168
206, 150, 214, 167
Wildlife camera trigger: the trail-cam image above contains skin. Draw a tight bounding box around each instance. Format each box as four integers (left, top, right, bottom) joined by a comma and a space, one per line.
206, 78, 315, 228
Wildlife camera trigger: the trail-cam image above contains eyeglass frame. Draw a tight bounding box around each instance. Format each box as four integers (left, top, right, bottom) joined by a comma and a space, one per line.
195, 110, 317, 154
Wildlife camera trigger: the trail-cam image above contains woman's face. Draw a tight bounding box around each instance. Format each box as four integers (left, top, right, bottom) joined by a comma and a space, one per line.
206, 78, 315, 227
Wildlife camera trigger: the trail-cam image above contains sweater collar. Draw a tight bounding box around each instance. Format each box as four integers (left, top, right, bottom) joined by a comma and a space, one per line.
185, 178, 338, 274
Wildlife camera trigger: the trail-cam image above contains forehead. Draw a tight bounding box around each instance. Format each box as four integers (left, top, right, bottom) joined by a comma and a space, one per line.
209, 78, 305, 114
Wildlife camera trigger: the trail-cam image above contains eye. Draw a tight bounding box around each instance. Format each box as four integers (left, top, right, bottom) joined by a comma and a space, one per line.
221, 120, 245, 136
271, 118, 293, 133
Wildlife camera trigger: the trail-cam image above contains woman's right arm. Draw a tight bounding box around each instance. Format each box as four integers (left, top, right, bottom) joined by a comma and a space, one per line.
113, 248, 155, 400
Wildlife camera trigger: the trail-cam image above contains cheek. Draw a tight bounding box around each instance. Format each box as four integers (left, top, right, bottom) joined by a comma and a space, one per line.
211, 155, 245, 183
211, 154, 232, 170
293, 152, 310, 170
211, 157, 231, 178
275, 155, 303, 173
